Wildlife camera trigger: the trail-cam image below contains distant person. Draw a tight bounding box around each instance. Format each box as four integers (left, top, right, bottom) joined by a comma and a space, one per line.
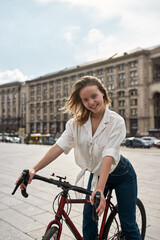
17, 76, 141, 240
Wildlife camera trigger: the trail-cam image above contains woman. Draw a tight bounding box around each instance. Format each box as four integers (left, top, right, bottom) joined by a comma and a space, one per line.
18, 76, 141, 240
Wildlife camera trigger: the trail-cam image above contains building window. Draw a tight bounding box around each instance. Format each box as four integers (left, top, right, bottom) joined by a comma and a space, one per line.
107, 84, 114, 90
130, 99, 138, 106
36, 123, 40, 133
56, 79, 61, 84
50, 115, 54, 121
43, 122, 47, 134
130, 70, 138, 78
49, 102, 54, 113
118, 91, 125, 97
99, 77, 104, 82
97, 69, 103, 75
30, 116, 34, 121
57, 114, 61, 120
44, 115, 47, 121
63, 113, 68, 121
118, 82, 125, 88
119, 109, 125, 117
131, 108, 137, 116
63, 77, 68, 83
107, 66, 114, 73
129, 89, 138, 96
78, 73, 84, 78
57, 86, 61, 91
118, 64, 125, 71
43, 89, 48, 94
119, 100, 125, 107
107, 75, 114, 81
12, 88, 16, 93
130, 79, 138, 86
129, 61, 138, 68
118, 73, 125, 80
64, 85, 68, 90
71, 75, 76, 81
56, 93, 61, 98
86, 71, 94, 76
43, 102, 47, 114
43, 95, 47, 100
43, 83, 47, 89
37, 84, 41, 94
37, 109, 40, 114
108, 92, 114, 99
37, 116, 40, 121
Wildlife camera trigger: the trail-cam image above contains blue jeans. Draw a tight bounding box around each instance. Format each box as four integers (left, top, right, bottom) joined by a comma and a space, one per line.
83, 155, 141, 240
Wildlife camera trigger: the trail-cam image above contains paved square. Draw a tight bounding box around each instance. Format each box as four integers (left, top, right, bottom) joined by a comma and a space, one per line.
0, 142, 159, 239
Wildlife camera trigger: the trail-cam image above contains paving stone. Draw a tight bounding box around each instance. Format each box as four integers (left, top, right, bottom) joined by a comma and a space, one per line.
1, 195, 24, 206
0, 220, 34, 240
0, 208, 45, 232
0, 202, 9, 211
12, 202, 46, 217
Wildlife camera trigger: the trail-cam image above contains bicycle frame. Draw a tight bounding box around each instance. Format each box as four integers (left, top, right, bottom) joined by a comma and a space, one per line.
45, 188, 117, 240
12, 171, 146, 240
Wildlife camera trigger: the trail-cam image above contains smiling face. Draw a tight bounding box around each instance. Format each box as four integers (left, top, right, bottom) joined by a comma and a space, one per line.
79, 85, 106, 116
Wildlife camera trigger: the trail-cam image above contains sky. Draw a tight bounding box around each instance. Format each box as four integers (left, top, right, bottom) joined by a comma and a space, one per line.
0, 0, 160, 84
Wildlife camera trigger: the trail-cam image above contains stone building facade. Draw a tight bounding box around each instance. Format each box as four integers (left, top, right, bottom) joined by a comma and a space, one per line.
0, 45, 160, 137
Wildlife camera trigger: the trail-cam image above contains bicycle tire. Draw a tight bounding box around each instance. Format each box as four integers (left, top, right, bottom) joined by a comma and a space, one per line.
103, 198, 146, 240
43, 226, 59, 240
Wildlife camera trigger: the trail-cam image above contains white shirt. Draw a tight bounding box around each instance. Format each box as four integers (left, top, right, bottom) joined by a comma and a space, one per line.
56, 107, 126, 190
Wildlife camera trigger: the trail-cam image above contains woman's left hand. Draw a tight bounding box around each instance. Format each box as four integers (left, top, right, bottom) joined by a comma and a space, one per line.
91, 190, 106, 217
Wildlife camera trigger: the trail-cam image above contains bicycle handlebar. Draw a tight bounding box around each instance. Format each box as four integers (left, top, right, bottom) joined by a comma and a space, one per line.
12, 170, 92, 198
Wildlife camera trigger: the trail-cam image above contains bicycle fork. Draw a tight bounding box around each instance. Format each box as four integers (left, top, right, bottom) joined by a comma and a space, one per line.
45, 192, 89, 240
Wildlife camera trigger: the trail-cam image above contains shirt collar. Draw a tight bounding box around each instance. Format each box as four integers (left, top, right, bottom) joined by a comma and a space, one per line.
83, 106, 110, 138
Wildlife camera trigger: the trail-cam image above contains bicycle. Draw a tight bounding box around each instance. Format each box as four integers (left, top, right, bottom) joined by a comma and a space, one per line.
12, 169, 146, 240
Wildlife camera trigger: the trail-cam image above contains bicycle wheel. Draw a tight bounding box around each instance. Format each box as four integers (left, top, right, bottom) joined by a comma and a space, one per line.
103, 198, 146, 240
43, 226, 59, 240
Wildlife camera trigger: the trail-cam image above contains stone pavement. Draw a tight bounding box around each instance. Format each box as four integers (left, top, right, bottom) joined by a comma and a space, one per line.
0, 142, 159, 240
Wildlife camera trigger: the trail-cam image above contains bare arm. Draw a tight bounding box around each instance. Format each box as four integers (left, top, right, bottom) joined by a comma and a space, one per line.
91, 156, 113, 216
33, 143, 64, 173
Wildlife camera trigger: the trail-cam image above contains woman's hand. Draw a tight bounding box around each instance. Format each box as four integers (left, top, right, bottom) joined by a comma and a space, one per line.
91, 190, 106, 217
15, 168, 36, 190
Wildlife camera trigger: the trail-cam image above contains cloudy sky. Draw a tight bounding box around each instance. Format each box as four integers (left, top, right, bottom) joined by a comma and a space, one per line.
0, 0, 160, 84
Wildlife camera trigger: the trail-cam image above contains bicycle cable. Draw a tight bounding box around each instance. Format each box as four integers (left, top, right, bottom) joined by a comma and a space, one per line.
52, 190, 72, 220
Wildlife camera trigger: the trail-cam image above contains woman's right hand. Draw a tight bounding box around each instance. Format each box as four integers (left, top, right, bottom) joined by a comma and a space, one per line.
15, 168, 36, 190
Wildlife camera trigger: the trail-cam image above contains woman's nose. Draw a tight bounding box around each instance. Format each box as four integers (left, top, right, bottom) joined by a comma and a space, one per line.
88, 98, 94, 105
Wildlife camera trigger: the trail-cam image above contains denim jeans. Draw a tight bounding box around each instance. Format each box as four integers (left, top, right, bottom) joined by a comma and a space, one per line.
83, 155, 141, 240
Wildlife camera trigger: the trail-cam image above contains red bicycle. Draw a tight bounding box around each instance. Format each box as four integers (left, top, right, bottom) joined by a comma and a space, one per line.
12, 170, 146, 240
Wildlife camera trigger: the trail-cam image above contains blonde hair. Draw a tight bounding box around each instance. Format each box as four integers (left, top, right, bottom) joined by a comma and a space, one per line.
65, 76, 111, 125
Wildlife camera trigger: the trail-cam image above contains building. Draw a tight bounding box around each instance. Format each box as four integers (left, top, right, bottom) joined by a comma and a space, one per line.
0, 81, 22, 134
0, 45, 160, 137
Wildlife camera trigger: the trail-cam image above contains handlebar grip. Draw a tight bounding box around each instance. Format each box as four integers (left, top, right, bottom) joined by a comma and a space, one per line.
92, 191, 101, 222
12, 169, 29, 198
21, 177, 29, 198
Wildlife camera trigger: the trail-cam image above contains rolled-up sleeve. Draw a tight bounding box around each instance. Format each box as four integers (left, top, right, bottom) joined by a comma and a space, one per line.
102, 119, 126, 164
56, 120, 74, 154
